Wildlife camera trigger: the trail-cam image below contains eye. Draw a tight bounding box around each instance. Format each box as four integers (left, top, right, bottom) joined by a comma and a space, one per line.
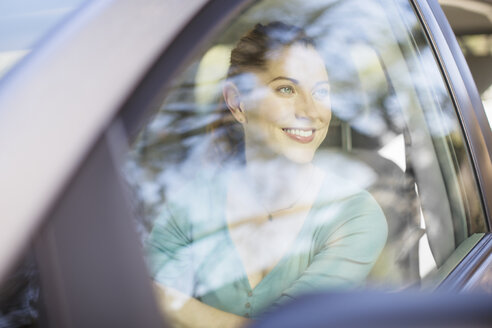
312, 88, 330, 101
276, 86, 295, 96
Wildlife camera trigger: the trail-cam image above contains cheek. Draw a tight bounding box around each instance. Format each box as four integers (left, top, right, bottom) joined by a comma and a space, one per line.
320, 105, 332, 123
318, 126, 329, 142
251, 96, 293, 123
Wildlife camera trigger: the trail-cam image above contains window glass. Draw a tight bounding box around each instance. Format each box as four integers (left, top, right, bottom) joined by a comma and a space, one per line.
457, 33, 492, 129
124, 0, 487, 324
440, 0, 492, 129
0, 0, 89, 79
0, 248, 40, 327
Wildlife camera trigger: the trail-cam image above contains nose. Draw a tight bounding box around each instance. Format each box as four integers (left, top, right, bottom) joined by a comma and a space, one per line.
295, 91, 323, 121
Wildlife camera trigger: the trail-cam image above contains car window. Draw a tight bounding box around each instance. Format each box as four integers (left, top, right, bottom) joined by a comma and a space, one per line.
440, 0, 492, 130
457, 31, 492, 130
0, 0, 89, 79
0, 248, 40, 327
123, 0, 488, 324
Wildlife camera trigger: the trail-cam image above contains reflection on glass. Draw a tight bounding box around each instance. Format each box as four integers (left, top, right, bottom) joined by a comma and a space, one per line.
0, 250, 40, 327
458, 33, 492, 128
124, 0, 487, 326
143, 22, 387, 326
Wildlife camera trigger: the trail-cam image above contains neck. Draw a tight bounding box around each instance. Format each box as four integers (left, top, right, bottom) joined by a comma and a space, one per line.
242, 149, 314, 213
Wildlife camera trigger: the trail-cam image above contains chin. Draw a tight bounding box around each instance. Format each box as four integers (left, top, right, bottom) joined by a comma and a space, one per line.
283, 148, 316, 164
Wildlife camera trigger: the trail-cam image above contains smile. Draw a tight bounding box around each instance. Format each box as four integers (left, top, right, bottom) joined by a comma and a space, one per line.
281, 128, 315, 143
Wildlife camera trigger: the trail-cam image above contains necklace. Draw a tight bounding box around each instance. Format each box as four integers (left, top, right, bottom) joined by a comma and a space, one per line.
249, 167, 315, 221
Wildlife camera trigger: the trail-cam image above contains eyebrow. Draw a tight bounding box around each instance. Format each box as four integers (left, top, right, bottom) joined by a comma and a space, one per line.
268, 76, 330, 88
314, 80, 330, 88
268, 76, 299, 85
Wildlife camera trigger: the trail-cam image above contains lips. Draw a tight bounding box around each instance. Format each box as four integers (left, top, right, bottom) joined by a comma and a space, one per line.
281, 127, 315, 143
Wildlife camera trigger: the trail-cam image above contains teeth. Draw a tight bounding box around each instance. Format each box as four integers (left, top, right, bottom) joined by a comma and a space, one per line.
283, 128, 313, 137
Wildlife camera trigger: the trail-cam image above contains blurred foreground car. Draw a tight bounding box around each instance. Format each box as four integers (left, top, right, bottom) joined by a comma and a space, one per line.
0, 0, 491, 327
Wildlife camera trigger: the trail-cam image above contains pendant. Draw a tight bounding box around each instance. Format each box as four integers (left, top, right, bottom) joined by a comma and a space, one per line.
268, 214, 273, 221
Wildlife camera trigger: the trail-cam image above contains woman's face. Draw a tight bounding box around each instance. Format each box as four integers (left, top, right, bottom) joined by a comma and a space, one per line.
238, 44, 332, 164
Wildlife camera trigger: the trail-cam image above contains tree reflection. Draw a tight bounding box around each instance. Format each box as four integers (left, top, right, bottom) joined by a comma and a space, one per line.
124, 0, 486, 296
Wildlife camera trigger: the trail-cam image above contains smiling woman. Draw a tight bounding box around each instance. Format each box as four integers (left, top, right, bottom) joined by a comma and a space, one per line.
224, 31, 332, 164
143, 22, 387, 327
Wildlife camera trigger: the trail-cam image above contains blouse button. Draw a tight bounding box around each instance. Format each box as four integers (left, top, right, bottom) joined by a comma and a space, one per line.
245, 302, 251, 308
248, 291, 253, 297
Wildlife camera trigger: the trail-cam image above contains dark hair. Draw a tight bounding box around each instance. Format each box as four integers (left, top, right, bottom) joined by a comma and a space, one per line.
209, 22, 314, 166
227, 21, 315, 81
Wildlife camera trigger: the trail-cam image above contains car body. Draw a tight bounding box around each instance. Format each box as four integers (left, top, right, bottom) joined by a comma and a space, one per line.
0, 0, 491, 327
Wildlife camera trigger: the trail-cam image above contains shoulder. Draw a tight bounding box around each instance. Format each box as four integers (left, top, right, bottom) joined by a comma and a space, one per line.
348, 190, 387, 232
314, 174, 388, 240
340, 190, 388, 251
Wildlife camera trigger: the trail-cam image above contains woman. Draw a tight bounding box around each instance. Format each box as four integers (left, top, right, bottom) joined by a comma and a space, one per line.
146, 22, 387, 327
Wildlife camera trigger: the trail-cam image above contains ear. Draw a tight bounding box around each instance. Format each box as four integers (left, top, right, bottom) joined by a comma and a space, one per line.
223, 82, 247, 124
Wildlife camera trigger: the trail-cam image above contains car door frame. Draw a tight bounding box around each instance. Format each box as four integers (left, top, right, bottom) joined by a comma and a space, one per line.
412, 0, 492, 289
2, 0, 491, 326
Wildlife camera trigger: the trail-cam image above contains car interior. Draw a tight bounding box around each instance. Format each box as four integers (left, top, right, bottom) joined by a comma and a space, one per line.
124, 0, 487, 295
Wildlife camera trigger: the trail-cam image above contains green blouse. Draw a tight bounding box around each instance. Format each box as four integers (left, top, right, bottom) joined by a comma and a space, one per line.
145, 170, 387, 319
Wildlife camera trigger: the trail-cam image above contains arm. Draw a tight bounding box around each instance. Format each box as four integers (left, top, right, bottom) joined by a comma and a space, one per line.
153, 282, 250, 328
272, 191, 388, 306
146, 200, 250, 327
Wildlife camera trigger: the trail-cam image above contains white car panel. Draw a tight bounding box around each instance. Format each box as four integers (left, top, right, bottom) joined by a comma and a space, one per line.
0, 0, 208, 282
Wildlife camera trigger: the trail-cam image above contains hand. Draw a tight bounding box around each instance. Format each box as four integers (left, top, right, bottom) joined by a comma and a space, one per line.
152, 282, 251, 328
